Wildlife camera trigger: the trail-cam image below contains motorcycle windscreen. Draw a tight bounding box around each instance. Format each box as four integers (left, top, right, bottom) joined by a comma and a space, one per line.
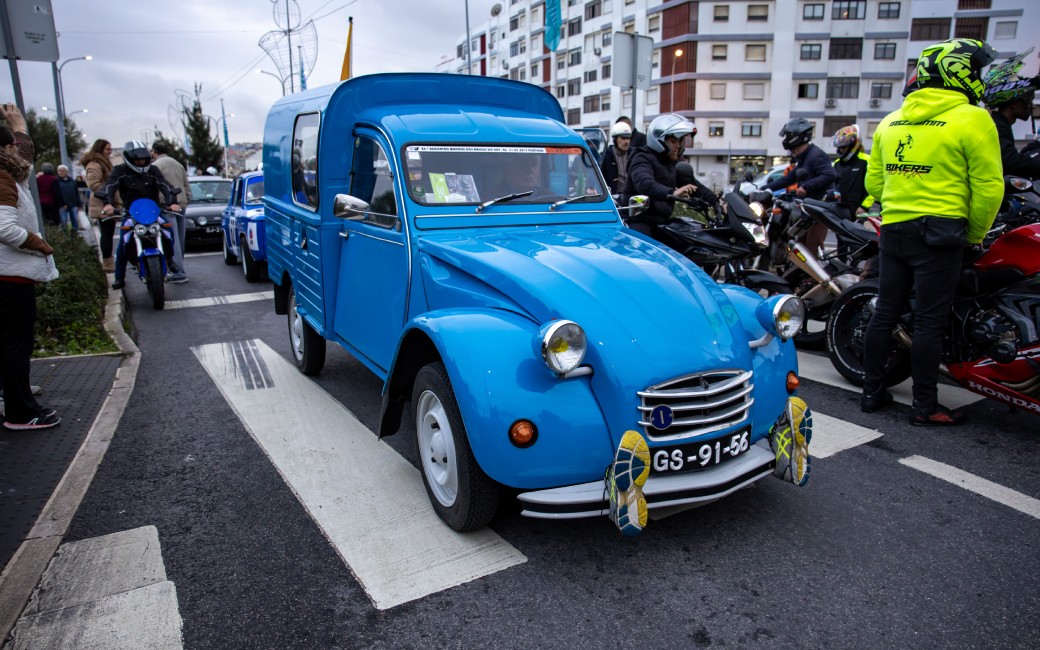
128, 198, 161, 225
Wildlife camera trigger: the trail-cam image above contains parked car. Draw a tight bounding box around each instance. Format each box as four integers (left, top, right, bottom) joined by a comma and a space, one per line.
221, 171, 267, 281
184, 175, 231, 246
263, 73, 805, 532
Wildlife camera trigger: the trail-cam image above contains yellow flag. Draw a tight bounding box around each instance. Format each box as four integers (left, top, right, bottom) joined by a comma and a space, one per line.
339, 17, 353, 81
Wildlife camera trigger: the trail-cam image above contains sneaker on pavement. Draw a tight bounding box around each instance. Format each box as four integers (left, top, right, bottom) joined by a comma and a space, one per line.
4, 411, 61, 430
111, 278, 125, 289
768, 396, 812, 486
165, 276, 188, 284
606, 430, 651, 536
910, 403, 967, 427
861, 390, 894, 413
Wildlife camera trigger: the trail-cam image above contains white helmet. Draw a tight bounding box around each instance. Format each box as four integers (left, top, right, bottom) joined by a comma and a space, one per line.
646, 114, 696, 154
206, 166, 218, 176
610, 122, 633, 138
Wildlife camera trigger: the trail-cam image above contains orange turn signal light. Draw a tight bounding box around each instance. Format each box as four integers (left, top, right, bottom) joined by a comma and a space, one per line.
509, 419, 538, 448
786, 371, 800, 394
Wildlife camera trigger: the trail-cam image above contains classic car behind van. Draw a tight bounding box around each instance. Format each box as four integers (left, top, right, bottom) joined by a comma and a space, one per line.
221, 171, 267, 281
262, 73, 804, 531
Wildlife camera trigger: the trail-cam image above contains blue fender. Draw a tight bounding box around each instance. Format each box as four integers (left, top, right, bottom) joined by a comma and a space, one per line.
384, 308, 616, 489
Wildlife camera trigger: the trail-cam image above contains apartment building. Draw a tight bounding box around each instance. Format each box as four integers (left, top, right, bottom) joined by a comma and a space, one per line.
438, 1, 1032, 188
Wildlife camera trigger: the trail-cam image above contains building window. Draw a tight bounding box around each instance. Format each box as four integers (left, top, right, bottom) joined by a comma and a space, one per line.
906, 58, 918, 80
567, 109, 581, 126
489, 31, 497, 48
823, 115, 856, 136
603, 95, 611, 110
746, 44, 766, 62
602, 63, 611, 79
742, 123, 762, 137
569, 0, 579, 5
647, 88, 659, 105
557, 85, 566, 98
714, 5, 729, 22
743, 83, 765, 100
519, 38, 527, 54
510, 68, 520, 80
585, 0, 602, 20
584, 95, 601, 112
603, 31, 612, 46
874, 43, 896, 60
568, 18, 582, 36
510, 42, 519, 56
801, 44, 822, 60
748, 4, 768, 21
622, 90, 632, 109
871, 83, 892, 99
584, 69, 598, 82
558, 55, 566, 69
911, 18, 951, 41
652, 51, 660, 68
510, 17, 519, 31
826, 77, 860, 99
877, 2, 900, 18
709, 122, 724, 136
532, 7, 540, 23
866, 120, 881, 138
710, 83, 726, 99
624, 21, 634, 34
712, 44, 728, 60
798, 82, 819, 98
954, 17, 989, 40
490, 55, 497, 69
648, 15, 661, 32
994, 21, 1017, 39
803, 3, 824, 19
568, 78, 582, 95
833, 1, 866, 20
532, 34, 542, 51
531, 63, 539, 76
830, 37, 863, 60
958, 0, 992, 8
570, 50, 582, 65
457, 44, 464, 58
519, 67, 526, 80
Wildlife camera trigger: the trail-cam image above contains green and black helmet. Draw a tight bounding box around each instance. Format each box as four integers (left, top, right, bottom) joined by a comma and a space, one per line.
982, 48, 1038, 109
904, 38, 999, 105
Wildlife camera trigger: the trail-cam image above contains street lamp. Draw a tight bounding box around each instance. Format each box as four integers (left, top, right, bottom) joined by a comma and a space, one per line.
202, 112, 235, 177
256, 69, 286, 96
671, 49, 683, 112
52, 56, 92, 169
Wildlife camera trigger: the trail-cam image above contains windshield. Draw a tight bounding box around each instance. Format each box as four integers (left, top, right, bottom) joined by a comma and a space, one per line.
244, 177, 264, 205
403, 145, 606, 207
190, 181, 231, 203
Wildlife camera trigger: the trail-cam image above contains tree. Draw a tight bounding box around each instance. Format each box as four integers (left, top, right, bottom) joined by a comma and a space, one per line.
182, 84, 223, 173
151, 128, 189, 169
24, 109, 87, 170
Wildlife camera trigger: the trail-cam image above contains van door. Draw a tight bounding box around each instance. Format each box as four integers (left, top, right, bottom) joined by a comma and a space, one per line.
287, 113, 325, 333
331, 130, 408, 372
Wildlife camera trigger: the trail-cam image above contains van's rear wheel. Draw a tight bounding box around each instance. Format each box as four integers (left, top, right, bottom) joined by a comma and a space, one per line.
288, 284, 325, 375
413, 362, 498, 532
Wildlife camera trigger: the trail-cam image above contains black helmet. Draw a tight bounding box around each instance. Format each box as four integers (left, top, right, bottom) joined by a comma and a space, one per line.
779, 118, 815, 151
903, 38, 999, 105
123, 140, 152, 174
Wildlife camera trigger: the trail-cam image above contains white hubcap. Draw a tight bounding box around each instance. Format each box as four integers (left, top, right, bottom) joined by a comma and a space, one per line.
417, 390, 458, 507
289, 295, 304, 359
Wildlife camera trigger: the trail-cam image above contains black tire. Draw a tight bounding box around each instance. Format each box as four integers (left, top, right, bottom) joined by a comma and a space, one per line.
785, 268, 828, 350
223, 232, 238, 265
826, 280, 911, 388
288, 284, 325, 375
412, 361, 499, 532
145, 256, 165, 310
241, 236, 262, 282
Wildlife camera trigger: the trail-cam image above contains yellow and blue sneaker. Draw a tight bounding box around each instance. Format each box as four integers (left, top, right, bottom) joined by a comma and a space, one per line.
606, 430, 651, 536
767, 397, 812, 486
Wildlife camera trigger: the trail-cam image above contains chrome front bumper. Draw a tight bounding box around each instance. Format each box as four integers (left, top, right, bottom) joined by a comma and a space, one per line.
517, 439, 775, 519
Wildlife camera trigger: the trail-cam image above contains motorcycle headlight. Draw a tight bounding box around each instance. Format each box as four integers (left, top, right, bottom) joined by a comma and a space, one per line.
148, 223, 161, 235
1009, 177, 1032, 191
197, 216, 208, 226
538, 320, 587, 376
742, 221, 768, 246
133, 224, 146, 236
749, 201, 764, 218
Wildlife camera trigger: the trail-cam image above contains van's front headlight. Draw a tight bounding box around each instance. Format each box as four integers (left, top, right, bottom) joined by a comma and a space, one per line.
538, 320, 587, 376
755, 295, 805, 341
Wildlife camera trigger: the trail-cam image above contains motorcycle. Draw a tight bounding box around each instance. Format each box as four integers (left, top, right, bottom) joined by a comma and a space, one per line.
121, 198, 177, 310
826, 220, 1040, 414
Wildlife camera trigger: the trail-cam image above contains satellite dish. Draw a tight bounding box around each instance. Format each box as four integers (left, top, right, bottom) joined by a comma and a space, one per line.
491, 3, 502, 16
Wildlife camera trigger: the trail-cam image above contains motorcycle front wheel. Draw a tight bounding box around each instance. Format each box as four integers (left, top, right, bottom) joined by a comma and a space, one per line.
145, 256, 165, 310
826, 280, 910, 387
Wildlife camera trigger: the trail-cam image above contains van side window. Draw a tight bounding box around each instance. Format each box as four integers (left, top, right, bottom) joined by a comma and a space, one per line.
292, 113, 320, 210
349, 136, 397, 217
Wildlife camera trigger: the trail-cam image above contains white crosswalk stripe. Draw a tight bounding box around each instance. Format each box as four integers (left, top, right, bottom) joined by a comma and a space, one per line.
900, 456, 1040, 521
165, 291, 273, 310
809, 412, 883, 458
192, 339, 526, 610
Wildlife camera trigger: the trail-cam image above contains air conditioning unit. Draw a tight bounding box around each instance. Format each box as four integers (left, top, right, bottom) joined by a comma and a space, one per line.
870, 98, 881, 107
503, 61, 510, 69
594, 47, 602, 56
825, 98, 837, 108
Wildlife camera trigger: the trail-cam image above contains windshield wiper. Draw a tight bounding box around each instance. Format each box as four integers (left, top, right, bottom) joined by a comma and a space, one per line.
475, 190, 533, 213
550, 193, 603, 211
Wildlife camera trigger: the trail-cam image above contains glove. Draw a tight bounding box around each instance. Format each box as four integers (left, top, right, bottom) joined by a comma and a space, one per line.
19, 232, 54, 256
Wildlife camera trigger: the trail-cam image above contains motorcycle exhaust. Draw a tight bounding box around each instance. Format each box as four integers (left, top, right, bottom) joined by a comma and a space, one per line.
788, 243, 843, 297
891, 324, 958, 382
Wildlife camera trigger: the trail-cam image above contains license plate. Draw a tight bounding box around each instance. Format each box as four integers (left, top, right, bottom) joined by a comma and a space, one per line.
649, 428, 751, 475
205, 226, 221, 233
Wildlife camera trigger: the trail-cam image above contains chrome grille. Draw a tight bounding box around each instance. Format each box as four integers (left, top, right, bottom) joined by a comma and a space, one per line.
637, 369, 754, 441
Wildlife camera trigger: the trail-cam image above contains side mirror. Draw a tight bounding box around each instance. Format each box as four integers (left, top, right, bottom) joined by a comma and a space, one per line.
795, 168, 809, 182
628, 195, 649, 217
333, 194, 370, 220
676, 161, 695, 185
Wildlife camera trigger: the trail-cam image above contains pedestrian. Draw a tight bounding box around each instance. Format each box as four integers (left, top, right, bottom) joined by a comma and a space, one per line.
613, 116, 647, 149
0, 102, 61, 430
600, 121, 632, 195
150, 141, 191, 283
831, 125, 876, 215
861, 38, 1003, 426
82, 139, 120, 272
53, 165, 82, 231
36, 162, 60, 226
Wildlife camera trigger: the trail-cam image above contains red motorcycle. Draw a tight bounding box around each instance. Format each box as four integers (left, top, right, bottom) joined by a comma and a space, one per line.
826, 222, 1040, 415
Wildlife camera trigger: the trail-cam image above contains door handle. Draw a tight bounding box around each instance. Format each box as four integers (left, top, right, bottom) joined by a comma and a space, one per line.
338, 231, 349, 239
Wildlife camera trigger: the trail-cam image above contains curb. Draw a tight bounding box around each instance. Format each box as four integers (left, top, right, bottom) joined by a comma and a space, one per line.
0, 280, 140, 641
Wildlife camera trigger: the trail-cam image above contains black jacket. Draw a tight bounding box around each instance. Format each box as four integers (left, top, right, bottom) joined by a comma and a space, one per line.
765, 143, 837, 200
622, 147, 714, 225
53, 176, 81, 209
97, 164, 180, 210
992, 112, 1040, 180
831, 150, 874, 210
629, 129, 647, 150
600, 145, 630, 194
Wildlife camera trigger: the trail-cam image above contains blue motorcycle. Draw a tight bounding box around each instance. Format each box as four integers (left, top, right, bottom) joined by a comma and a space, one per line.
122, 198, 176, 310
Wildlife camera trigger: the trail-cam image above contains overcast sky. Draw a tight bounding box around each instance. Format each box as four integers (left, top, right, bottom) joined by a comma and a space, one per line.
1, 0, 498, 149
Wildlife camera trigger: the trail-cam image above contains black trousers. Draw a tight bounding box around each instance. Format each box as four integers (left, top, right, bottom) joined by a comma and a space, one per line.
863, 222, 963, 411
40, 203, 60, 226
98, 217, 116, 258
0, 281, 41, 423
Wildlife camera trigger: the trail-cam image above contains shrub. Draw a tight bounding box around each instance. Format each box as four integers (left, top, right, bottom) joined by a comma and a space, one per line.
33, 225, 118, 357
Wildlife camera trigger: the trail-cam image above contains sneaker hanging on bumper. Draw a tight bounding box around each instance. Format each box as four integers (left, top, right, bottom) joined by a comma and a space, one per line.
767, 397, 812, 486
606, 430, 651, 536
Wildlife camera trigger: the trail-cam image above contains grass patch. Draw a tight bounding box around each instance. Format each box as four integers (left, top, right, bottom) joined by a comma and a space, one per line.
33, 225, 118, 358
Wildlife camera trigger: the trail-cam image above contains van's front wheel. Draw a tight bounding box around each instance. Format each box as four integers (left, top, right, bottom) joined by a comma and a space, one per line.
413, 362, 498, 532
288, 284, 325, 375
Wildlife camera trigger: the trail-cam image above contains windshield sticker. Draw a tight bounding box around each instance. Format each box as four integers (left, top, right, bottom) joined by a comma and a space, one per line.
544, 147, 583, 154
428, 173, 481, 203
413, 185, 426, 197
409, 146, 551, 154
407, 150, 422, 160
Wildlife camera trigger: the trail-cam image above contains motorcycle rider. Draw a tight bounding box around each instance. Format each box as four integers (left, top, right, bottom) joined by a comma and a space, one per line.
981, 49, 1040, 180
831, 124, 875, 215
621, 114, 716, 239
600, 121, 633, 194
861, 38, 1003, 425
765, 118, 837, 257
98, 141, 181, 290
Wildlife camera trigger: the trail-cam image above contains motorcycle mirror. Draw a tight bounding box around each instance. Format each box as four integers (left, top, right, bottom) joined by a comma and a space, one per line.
676, 161, 695, 186
795, 168, 809, 181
